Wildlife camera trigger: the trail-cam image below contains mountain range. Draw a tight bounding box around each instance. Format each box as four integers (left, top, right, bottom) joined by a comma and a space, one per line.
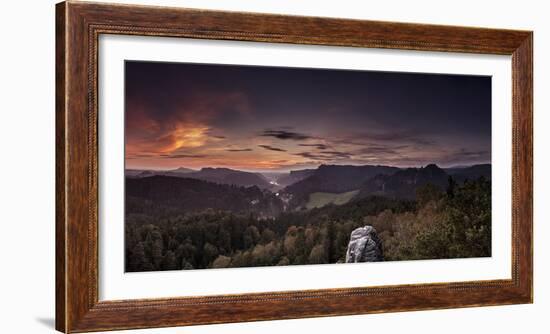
357, 163, 449, 200
445, 163, 491, 183
281, 165, 400, 207
275, 169, 316, 188
126, 167, 272, 189
125, 163, 491, 213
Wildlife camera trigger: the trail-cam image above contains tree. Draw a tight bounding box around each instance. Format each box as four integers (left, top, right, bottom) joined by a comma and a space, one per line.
283, 234, 297, 261
326, 221, 336, 262
230, 251, 249, 268
308, 244, 327, 264
446, 176, 457, 198
181, 259, 194, 270
176, 239, 197, 268
212, 255, 232, 268
412, 222, 452, 259
161, 251, 178, 270
277, 256, 290, 266
410, 178, 491, 260
251, 244, 270, 266
445, 178, 491, 258
202, 243, 219, 267
304, 226, 316, 249
217, 227, 232, 253
260, 228, 276, 244
293, 228, 307, 264
416, 183, 442, 207
128, 242, 153, 271
144, 229, 164, 270
243, 225, 260, 249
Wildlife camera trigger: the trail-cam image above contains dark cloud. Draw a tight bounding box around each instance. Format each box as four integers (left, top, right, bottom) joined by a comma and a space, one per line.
454, 149, 490, 157
126, 153, 157, 159
161, 154, 208, 159
212, 135, 227, 139
336, 132, 435, 147
260, 129, 312, 141
226, 148, 253, 152
323, 151, 353, 159
294, 151, 352, 161
408, 138, 435, 146
258, 145, 287, 152
293, 152, 323, 160
441, 148, 490, 163
358, 148, 398, 155
355, 145, 410, 156
298, 143, 328, 150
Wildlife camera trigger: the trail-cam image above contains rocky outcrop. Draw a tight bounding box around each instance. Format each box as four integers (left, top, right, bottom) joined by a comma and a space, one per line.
345, 226, 384, 262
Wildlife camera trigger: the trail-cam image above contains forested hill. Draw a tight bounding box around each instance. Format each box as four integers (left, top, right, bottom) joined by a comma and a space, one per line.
125, 176, 491, 272
127, 167, 272, 189
126, 176, 283, 218
186, 167, 272, 189
282, 164, 400, 206
357, 164, 449, 200
445, 164, 492, 183
275, 168, 316, 187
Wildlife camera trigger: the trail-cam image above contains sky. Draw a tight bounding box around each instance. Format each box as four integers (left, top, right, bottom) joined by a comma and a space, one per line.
125, 61, 491, 172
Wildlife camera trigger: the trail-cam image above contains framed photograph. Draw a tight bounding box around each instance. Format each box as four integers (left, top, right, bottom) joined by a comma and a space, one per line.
56, 1, 532, 332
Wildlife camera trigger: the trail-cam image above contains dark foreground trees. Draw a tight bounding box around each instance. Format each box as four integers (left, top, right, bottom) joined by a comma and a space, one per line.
125, 177, 491, 272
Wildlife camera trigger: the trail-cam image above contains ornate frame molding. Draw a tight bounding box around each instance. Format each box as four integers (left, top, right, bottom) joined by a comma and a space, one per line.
56, 1, 532, 332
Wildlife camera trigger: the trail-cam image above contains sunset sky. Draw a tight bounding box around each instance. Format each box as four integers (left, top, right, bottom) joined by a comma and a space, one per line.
125, 61, 491, 172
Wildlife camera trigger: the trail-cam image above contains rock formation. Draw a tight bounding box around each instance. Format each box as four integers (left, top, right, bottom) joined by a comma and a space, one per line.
345, 226, 384, 262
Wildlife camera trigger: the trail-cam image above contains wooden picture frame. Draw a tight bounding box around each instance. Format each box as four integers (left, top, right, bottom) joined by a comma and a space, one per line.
56, 1, 533, 332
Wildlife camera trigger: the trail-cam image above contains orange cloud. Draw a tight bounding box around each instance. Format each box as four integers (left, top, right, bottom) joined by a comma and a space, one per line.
157, 124, 210, 153
126, 123, 211, 156
125, 90, 251, 160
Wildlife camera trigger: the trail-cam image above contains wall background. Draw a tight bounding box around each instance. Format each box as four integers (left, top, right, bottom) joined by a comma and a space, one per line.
0, 0, 546, 333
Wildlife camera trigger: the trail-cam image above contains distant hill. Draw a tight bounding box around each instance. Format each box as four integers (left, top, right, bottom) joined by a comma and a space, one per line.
445, 164, 491, 183
282, 165, 400, 207
170, 167, 196, 174
125, 164, 491, 211
186, 168, 272, 189
125, 167, 272, 189
126, 167, 196, 179
125, 169, 150, 178
126, 175, 283, 217
275, 169, 316, 187
357, 164, 449, 200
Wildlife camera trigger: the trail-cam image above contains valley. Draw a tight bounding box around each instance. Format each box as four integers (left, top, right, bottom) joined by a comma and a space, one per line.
304, 190, 360, 210
125, 163, 492, 272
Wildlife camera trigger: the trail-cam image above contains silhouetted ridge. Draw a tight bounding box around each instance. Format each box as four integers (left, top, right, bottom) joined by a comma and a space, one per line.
357, 164, 448, 200
126, 176, 282, 217
282, 164, 400, 207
